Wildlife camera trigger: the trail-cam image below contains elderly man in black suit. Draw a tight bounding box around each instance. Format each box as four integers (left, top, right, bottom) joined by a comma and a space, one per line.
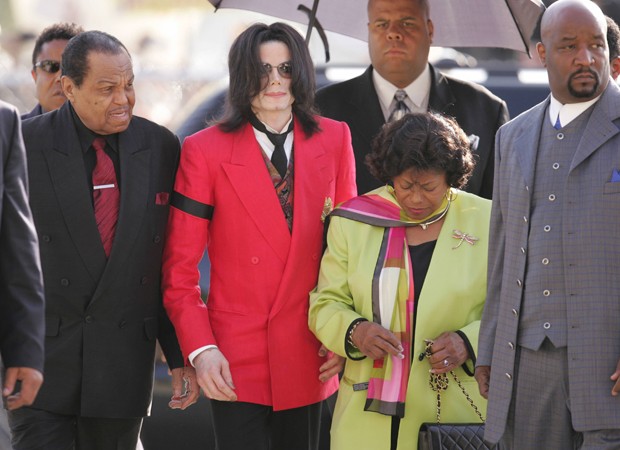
0, 100, 45, 449
316, 0, 510, 197
8, 31, 198, 450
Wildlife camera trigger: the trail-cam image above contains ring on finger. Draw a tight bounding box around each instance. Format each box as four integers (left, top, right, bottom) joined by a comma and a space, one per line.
443, 359, 449, 367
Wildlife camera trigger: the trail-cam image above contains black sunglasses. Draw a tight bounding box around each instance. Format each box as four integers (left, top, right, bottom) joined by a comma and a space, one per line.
261, 62, 292, 79
34, 60, 61, 74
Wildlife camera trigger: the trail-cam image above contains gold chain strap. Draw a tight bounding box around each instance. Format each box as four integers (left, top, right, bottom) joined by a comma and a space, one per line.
424, 340, 485, 423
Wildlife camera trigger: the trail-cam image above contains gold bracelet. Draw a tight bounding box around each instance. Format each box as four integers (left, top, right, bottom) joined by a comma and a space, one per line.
347, 320, 364, 348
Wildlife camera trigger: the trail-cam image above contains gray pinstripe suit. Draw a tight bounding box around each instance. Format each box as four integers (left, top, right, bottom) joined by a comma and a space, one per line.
478, 80, 620, 445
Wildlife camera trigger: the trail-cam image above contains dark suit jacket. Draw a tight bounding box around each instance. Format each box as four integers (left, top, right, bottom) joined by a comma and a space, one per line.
22, 102, 183, 418
20, 104, 43, 121
0, 100, 45, 372
316, 65, 509, 198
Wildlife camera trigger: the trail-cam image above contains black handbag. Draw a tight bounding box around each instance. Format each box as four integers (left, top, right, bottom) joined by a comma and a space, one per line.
418, 423, 498, 450
418, 341, 499, 450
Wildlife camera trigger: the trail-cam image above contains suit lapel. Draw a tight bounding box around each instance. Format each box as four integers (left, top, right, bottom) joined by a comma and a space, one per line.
222, 123, 291, 263
346, 67, 385, 151
268, 119, 330, 316
515, 100, 547, 191
46, 104, 106, 282
428, 65, 456, 114
93, 123, 150, 302
570, 83, 620, 172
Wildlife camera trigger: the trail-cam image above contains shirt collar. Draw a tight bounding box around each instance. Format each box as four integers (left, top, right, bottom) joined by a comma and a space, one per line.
69, 102, 119, 154
251, 115, 294, 160
372, 64, 431, 121
549, 94, 601, 128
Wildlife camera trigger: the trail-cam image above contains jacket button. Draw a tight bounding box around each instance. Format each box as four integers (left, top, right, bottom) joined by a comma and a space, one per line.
84, 315, 93, 324
140, 276, 149, 285
251, 257, 259, 265
42, 235, 51, 243
60, 278, 70, 287
543, 322, 551, 330
516, 279, 522, 287
153, 235, 161, 244
508, 342, 514, 350
512, 308, 519, 317
505, 373, 513, 380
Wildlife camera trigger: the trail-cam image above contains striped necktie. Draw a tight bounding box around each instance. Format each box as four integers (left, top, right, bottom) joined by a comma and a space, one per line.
92, 137, 119, 257
389, 90, 411, 122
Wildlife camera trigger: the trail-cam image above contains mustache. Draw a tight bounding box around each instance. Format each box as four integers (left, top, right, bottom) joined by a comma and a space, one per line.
569, 68, 599, 82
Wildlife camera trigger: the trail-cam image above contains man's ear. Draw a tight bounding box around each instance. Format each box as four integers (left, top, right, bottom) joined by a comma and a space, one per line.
61, 76, 74, 102
611, 56, 620, 82
536, 42, 547, 67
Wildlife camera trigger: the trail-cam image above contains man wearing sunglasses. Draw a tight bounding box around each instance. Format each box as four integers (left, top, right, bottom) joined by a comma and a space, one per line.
21, 23, 83, 120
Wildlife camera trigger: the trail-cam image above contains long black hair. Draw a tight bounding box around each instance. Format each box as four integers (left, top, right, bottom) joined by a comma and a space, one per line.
217, 22, 320, 137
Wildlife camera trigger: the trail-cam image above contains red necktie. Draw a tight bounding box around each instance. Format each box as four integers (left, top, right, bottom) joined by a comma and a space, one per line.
92, 137, 119, 257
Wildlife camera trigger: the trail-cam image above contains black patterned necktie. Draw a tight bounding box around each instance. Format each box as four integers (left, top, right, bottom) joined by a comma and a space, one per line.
389, 89, 411, 122
248, 113, 293, 178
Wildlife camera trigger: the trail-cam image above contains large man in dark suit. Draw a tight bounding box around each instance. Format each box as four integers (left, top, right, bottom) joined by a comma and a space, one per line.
316, 0, 509, 198
0, 100, 45, 448
8, 31, 198, 450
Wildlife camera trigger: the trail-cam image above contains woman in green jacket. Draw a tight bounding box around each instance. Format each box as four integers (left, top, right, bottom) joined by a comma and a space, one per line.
309, 112, 491, 450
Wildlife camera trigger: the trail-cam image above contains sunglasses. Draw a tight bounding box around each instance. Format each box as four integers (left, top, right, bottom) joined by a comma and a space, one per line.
34, 60, 61, 74
261, 62, 292, 79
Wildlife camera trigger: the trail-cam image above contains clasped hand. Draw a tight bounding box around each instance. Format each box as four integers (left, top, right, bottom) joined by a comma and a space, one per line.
424, 331, 469, 374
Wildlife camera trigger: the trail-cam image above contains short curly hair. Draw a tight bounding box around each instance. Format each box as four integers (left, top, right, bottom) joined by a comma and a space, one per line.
365, 112, 475, 189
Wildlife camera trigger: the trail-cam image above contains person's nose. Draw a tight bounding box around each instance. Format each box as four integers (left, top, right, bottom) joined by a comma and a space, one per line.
112, 88, 129, 105
575, 45, 595, 66
268, 67, 282, 85
386, 22, 403, 41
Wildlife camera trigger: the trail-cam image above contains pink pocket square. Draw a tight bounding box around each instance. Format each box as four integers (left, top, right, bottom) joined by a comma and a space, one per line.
155, 192, 170, 205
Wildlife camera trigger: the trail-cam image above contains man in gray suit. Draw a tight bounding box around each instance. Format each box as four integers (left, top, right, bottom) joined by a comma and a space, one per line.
476, 1, 620, 448
0, 100, 45, 449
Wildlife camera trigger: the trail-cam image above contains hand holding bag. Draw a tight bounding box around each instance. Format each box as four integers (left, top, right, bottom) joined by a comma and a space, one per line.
418, 341, 499, 450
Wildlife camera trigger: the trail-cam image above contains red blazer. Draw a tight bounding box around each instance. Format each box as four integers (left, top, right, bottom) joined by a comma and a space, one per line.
162, 116, 356, 410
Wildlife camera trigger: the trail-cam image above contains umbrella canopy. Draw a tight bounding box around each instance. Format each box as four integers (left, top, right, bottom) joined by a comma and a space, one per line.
207, 0, 545, 56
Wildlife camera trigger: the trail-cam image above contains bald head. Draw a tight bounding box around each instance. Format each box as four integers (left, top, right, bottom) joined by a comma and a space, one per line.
540, 0, 607, 42
536, 0, 610, 103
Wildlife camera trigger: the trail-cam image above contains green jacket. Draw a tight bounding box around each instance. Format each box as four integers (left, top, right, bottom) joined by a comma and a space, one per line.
309, 190, 491, 450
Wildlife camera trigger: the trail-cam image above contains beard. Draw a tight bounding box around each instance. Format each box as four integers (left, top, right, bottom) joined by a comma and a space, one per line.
567, 69, 600, 98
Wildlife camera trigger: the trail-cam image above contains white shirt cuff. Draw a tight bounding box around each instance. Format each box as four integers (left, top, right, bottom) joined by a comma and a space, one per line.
188, 345, 218, 367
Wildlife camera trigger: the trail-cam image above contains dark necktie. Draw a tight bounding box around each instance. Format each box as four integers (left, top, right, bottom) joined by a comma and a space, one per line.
92, 137, 119, 257
248, 113, 293, 178
389, 89, 411, 122
554, 114, 562, 130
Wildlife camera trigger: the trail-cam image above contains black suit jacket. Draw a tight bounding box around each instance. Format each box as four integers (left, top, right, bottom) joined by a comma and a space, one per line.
316, 65, 509, 198
22, 102, 183, 418
20, 103, 43, 121
0, 100, 45, 373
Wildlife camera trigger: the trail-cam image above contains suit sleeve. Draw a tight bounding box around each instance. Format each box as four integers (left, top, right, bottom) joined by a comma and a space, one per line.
333, 121, 357, 205
477, 128, 506, 367
0, 104, 45, 371
156, 132, 184, 369
309, 216, 365, 359
161, 133, 215, 363
478, 100, 509, 200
